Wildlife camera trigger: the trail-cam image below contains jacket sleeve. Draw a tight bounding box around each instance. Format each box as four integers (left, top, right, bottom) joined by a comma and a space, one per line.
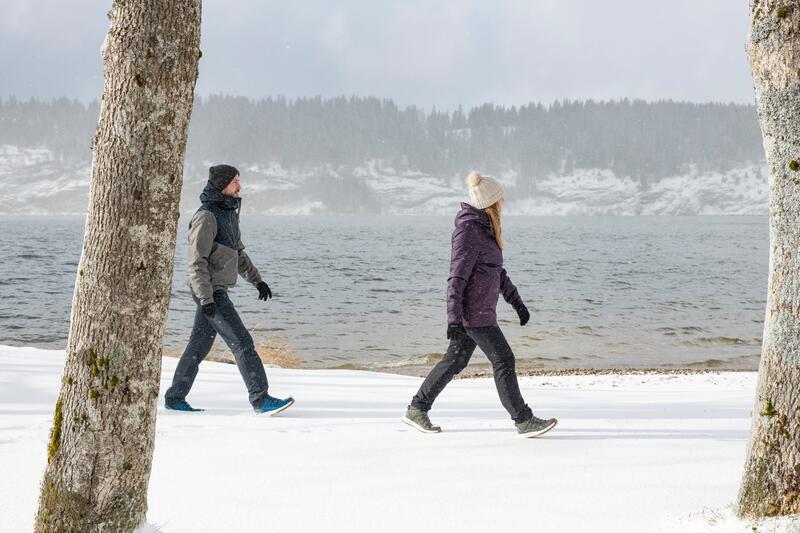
187, 211, 217, 306
446, 224, 480, 324
237, 248, 263, 286
500, 268, 525, 310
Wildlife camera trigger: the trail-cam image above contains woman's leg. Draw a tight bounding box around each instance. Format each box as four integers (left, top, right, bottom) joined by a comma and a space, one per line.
411, 333, 477, 412
466, 325, 533, 424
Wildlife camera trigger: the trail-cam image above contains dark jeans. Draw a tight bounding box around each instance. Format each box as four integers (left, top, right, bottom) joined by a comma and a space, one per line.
411, 325, 533, 424
165, 290, 269, 407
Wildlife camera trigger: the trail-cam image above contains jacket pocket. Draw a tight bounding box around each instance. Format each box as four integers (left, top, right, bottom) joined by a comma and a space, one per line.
208, 243, 239, 287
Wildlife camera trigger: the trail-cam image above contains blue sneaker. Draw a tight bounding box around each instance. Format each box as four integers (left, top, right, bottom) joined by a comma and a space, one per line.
165, 400, 204, 412
254, 395, 295, 416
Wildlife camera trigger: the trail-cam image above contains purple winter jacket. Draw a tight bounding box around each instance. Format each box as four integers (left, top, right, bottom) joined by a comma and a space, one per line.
446, 203, 525, 327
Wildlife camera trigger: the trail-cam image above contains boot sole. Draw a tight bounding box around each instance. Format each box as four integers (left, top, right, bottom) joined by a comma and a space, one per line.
519, 419, 558, 438
401, 415, 442, 433
165, 405, 204, 412
256, 398, 295, 416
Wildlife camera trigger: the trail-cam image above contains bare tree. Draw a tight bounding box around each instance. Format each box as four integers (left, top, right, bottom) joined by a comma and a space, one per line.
35, 1, 201, 530
738, 0, 800, 519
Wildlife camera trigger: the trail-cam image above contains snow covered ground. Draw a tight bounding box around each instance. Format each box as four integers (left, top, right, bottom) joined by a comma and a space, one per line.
1, 346, 797, 532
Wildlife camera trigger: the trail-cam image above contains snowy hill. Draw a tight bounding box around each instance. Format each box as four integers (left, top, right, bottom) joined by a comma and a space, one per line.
0, 145, 767, 216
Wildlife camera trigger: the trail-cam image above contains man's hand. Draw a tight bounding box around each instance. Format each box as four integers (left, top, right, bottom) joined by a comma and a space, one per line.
447, 323, 466, 340
256, 281, 272, 301
202, 302, 216, 318
516, 305, 530, 326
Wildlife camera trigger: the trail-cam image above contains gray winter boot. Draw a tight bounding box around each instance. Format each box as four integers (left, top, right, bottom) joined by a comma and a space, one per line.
402, 405, 442, 433
516, 415, 558, 438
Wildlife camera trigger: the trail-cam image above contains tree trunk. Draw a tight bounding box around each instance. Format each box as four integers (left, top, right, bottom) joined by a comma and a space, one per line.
738, 0, 800, 519
35, 1, 201, 531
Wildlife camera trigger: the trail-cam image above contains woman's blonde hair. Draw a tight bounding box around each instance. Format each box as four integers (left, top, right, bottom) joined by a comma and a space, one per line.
484, 201, 503, 250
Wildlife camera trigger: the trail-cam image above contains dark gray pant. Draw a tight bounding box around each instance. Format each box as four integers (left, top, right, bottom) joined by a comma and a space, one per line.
411, 325, 533, 424
165, 290, 269, 407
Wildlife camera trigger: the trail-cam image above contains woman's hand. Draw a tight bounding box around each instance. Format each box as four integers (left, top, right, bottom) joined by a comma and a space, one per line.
516, 305, 530, 326
447, 323, 466, 340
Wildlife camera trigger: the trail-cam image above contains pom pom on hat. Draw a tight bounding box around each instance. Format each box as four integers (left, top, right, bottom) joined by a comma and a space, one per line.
466, 171, 504, 209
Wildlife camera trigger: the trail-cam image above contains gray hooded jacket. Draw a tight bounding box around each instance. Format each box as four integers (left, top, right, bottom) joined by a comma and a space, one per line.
187, 184, 263, 305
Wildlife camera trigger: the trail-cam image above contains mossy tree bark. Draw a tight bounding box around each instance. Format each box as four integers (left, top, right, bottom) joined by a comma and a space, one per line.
738, 0, 800, 519
34, 1, 201, 531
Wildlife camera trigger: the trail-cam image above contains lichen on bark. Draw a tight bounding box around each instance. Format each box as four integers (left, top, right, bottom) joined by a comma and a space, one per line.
738, 2, 800, 518
34, 1, 201, 531
46, 397, 63, 463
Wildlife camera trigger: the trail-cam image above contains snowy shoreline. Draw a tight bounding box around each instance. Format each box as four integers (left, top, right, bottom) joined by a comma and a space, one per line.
2, 346, 798, 532
363, 363, 760, 378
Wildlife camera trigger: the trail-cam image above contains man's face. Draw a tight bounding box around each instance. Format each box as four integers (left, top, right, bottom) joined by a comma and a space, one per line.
222, 174, 241, 198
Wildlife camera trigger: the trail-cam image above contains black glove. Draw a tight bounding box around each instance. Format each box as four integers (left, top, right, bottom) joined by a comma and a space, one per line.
202, 302, 216, 318
447, 323, 466, 340
256, 281, 272, 301
516, 305, 530, 326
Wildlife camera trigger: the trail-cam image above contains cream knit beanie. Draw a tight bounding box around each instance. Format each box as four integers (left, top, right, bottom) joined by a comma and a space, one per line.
466, 171, 504, 209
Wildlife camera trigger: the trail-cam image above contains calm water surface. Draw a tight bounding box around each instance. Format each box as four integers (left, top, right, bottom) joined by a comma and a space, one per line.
0, 215, 768, 370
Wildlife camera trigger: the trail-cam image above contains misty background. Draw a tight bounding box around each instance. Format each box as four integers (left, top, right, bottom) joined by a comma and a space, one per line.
0, 96, 764, 215
0, 1, 764, 216
1, 1, 754, 107
0, 1, 765, 215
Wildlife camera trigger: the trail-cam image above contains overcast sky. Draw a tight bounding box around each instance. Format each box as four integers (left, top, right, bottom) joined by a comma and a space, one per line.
1, 0, 753, 109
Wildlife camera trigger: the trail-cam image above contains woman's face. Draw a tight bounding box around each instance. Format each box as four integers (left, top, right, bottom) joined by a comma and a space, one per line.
498, 197, 504, 210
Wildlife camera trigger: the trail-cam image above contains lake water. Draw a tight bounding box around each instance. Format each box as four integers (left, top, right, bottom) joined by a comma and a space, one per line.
0, 215, 768, 372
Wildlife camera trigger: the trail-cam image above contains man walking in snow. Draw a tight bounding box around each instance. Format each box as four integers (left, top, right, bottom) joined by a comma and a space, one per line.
164, 164, 294, 415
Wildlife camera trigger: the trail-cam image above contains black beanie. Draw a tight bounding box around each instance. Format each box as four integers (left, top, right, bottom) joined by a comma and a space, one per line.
208, 164, 239, 191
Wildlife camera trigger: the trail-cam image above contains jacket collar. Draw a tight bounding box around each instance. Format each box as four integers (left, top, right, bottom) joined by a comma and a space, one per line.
454, 202, 491, 229
200, 182, 240, 211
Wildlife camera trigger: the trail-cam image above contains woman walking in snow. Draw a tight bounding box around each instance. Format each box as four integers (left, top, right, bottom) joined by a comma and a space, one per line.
403, 171, 557, 438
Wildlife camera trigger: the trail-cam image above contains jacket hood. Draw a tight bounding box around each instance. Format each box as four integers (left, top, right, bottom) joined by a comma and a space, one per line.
200, 182, 240, 210
454, 202, 490, 229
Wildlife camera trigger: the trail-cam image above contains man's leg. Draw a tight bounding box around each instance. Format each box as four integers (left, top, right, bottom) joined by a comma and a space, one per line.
165, 299, 217, 405
466, 325, 533, 424
207, 290, 270, 407
411, 333, 477, 412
